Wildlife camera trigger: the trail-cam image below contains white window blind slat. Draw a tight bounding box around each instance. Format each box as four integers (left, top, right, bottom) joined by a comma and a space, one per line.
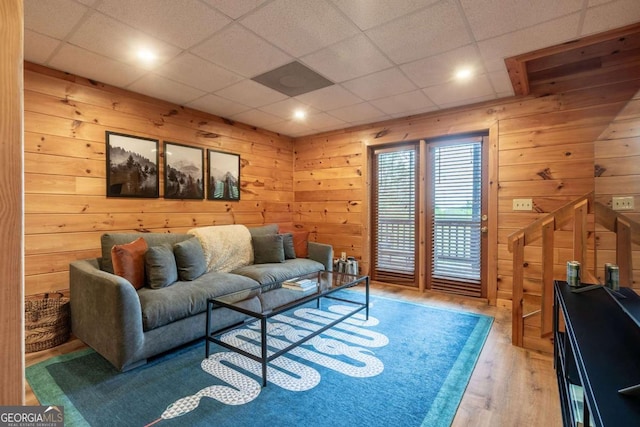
373, 147, 417, 284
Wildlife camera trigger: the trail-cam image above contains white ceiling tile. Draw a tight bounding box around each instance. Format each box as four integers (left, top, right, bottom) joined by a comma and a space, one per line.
328, 102, 387, 123
203, 0, 268, 19
460, 0, 583, 41
366, 0, 472, 64
240, 0, 360, 56
301, 34, 393, 82
97, 0, 230, 49
295, 85, 363, 111
48, 44, 147, 87
24, 0, 88, 39
24, 30, 60, 64
331, 0, 441, 30
342, 68, 416, 101
186, 94, 252, 118
128, 74, 206, 105
389, 105, 440, 119
304, 112, 347, 129
582, 0, 640, 36
487, 69, 516, 95
68, 12, 182, 69
231, 109, 283, 127
155, 53, 243, 92
258, 98, 319, 121
436, 93, 497, 110
215, 80, 288, 108
370, 90, 436, 115
477, 14, 581, 72
423, 74, 495, 106
192, 24, 292, 78
262, 120, 313, 136
401, 44, 483, 88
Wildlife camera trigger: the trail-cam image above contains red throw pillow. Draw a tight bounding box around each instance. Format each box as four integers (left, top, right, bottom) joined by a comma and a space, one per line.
290, 230, 309, 258
111, 237, 148, 289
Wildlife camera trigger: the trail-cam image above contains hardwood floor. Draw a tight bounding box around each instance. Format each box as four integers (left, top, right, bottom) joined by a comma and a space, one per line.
25, 283, 561, 426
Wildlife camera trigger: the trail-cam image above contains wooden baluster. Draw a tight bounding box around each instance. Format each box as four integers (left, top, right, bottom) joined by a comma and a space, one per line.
512, 233, 525, 347
541, 218, 555, 337
616, 217, 633, 287
573, 200, 588, 267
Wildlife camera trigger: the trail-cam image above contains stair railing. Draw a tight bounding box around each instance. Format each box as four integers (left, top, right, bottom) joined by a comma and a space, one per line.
508, 193, 639, 348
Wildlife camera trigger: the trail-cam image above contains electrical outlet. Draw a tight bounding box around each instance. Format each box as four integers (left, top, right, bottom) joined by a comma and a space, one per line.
612, 196, 635, 211
513, 198, 533, 211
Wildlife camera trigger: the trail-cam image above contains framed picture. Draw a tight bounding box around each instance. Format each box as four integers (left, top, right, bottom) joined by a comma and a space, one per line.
163, 142, 204, 200
106, 131, 159, 198
207, 149, 240, 201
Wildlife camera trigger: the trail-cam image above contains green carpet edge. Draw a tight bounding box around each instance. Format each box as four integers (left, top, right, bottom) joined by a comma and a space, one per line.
26, 348, 95, 427
420, 314, 494, 426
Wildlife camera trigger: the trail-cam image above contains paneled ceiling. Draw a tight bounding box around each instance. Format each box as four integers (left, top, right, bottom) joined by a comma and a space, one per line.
24, 0, 640, 137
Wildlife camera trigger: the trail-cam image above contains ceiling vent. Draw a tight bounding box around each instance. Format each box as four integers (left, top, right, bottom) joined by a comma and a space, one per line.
251, 61, 334, 97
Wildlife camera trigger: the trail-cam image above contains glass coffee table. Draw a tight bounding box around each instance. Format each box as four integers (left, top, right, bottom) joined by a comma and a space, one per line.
205, 270, 369, 386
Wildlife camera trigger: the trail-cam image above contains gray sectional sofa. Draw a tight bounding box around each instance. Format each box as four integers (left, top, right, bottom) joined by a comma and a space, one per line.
69, 224, 333, 371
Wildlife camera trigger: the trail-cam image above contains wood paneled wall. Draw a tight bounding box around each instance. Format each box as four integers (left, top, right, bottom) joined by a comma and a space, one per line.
1, 0, 24, 405
595, 88, 640, 285
24, 63, 295, 297
294, 77, 640, 309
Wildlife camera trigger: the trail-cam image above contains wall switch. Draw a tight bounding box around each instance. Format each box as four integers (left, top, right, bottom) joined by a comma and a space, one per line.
612, 196, 635, 211
513, 198, 533, 211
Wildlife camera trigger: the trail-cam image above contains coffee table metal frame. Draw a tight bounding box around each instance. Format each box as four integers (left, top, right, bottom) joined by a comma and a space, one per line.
205, 271, 369, 387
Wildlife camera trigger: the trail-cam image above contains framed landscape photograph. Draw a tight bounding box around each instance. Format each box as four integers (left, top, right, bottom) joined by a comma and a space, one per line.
163, 142, 204, 200
207, 149, 240, 201
106, 131, 159, 198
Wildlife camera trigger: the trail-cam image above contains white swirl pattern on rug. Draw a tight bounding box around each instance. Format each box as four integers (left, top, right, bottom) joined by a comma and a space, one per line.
159, 304, 387, 421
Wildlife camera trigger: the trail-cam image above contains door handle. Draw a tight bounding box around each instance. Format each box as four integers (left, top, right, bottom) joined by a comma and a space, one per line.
481, 226, 488, 233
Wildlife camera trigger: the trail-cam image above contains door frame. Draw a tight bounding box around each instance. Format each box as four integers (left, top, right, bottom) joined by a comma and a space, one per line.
364, 123, 499, 305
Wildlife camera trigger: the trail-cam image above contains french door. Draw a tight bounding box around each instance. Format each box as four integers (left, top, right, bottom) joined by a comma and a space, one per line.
371, 135, 488, 297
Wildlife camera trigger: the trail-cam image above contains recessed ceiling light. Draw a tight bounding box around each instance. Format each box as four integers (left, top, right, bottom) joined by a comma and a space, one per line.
454, 67, 473, 80
137, 48, 156, 63
293, 110, 306, 120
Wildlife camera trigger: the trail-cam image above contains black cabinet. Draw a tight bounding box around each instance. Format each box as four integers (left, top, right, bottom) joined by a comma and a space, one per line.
554, 281, 640, 426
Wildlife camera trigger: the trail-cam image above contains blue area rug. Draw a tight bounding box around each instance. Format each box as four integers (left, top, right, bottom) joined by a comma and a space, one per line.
27, 294, 492, 427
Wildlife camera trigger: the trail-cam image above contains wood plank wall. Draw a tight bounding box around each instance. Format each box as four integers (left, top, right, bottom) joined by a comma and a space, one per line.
294, 76, 640, 313
24, 63, 295, 297
595, 88, 640, 285
1, 0, 24, 405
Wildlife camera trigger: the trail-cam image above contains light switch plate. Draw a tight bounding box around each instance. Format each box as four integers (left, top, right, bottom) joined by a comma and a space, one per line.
612, 196, 635, 210
513, 198, 533, 211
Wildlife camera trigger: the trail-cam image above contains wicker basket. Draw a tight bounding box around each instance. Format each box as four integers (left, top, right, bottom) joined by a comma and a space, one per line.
25, 292, 71, 353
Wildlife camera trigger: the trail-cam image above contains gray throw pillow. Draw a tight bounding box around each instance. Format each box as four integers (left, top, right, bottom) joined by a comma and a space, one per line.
145, 244, 178, 289
281, 233, 296, 259
248, 224, 279, 238
173, 237, 207, 281
252, 234, 285, 264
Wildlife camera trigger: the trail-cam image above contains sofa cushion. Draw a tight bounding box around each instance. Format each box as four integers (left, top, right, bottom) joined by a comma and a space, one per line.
252, 234, 285, 264
173, 237, 206, 281
232, 258, 324, 287
137, 272, 260, 331
111, 237, 148, 289
281, 233, 296, 259
101, 233, 191, 274
145, 244, 178, 289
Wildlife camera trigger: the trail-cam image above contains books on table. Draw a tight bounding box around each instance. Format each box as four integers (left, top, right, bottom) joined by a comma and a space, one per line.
282, 278, 318, 294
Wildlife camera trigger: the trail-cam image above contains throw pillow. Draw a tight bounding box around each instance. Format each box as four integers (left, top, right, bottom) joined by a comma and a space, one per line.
173, 237, 207, 281
248, 224, 279, 237
111, 237, 148, 289
252, 234, 285, 264
290, 230, 309, 258
280, 233, 296, 259
145, 244, 178, 289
